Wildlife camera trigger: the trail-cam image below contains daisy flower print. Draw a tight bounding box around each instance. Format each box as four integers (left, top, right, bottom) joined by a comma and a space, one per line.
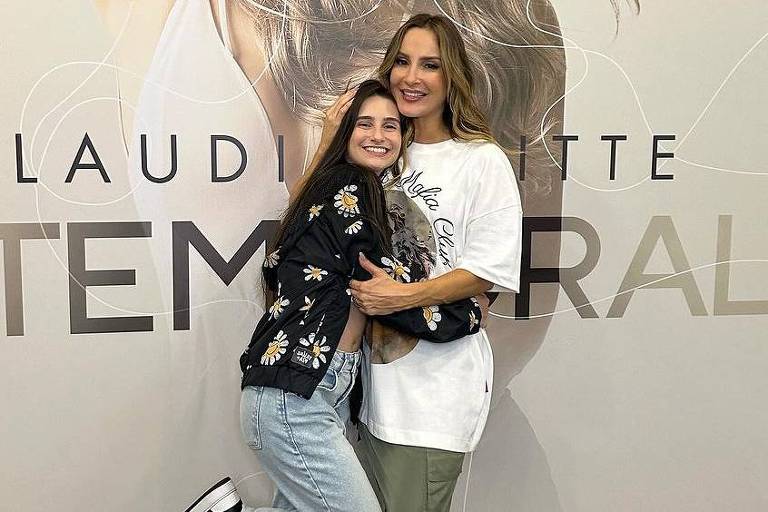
299, 333, 331, 369
269, 295, 290, 319
422, 305, 442, 331
345, 220, 363, 235
300, 296, 315, 312
308, 204, 323, 221
303, 265, 328, 282
299, 296, 315, 325
261, 330, 289, 365
469, 310, 479, 330
380, 256, 411, 283
334, 185, 360, 217
263, 248, 280, 268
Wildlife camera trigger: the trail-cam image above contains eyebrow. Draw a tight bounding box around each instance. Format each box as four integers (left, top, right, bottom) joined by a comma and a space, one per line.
357, 116, 401, 124
397, 51, 441, 61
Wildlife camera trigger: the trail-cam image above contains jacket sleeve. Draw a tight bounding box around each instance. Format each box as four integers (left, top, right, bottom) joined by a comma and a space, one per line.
320, 168, 387, 281
374, 298, 483, 342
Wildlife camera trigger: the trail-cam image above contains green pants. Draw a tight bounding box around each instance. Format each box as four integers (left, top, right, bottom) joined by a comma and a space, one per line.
357, 424, 466, 512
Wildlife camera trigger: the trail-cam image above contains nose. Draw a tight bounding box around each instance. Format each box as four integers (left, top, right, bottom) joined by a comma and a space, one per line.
404, 63, 420, 85
371, 125, 385, 141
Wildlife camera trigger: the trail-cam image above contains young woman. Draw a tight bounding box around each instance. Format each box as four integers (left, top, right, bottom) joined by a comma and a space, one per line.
184, 80, 484, 512
341, 15, 525, 512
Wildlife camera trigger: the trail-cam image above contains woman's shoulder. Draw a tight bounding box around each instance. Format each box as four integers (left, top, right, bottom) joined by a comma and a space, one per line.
312, 163, 382, 208
303, 163, 363, 201
461, 139, 509, 162
445, 141, 518, 203
324, 163, 368, 186
455, 140, 515, 182
327, 162, 362, 173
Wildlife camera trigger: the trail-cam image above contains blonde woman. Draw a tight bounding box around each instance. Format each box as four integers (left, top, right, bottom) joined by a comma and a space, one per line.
334, 15, 523, 511
345, 7, 637, 509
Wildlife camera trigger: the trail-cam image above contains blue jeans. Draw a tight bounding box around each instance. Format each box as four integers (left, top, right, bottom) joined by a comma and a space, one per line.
240, 350, 381, 512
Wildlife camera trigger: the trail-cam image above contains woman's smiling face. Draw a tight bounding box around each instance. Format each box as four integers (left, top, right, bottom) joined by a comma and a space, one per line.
388, 27, 448, 122
346, 95, 402, 173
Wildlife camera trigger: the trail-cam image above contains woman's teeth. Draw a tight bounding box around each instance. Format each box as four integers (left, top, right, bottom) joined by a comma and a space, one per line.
403, 90, 425, 100
363, 146, 388, 154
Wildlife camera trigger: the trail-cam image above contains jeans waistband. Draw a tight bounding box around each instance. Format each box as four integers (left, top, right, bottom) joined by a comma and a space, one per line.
330, 349, 361, 373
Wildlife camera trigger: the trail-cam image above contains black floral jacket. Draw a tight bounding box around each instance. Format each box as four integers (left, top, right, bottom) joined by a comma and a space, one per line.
240, 164, 482, 398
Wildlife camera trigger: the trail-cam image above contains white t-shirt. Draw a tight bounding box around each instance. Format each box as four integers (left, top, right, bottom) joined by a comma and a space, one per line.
360, 138, 522, 453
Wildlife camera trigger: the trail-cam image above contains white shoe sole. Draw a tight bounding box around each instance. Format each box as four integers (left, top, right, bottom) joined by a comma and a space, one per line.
185, 477, 242, 512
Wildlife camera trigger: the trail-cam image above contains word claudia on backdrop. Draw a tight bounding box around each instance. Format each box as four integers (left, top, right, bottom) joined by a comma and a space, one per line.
13, 132, 679, 184
5, 132, 763, 339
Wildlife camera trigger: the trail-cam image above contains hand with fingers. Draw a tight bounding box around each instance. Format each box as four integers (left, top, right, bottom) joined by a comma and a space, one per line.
475, 293, 491, 328
349, 253, 411, 316
294, 85, 360, 196
318, 86, 358, 150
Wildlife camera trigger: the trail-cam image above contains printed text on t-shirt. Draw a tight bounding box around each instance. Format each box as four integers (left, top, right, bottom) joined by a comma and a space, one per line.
433, 218, 455, 267
400, 171, 441, 211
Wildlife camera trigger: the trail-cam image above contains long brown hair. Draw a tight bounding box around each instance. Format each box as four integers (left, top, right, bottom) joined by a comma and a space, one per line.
377, 13, 498, 148
263, 80, 404, 297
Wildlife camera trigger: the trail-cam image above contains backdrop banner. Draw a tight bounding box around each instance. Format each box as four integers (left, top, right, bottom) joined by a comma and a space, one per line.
1, 1, 766, 511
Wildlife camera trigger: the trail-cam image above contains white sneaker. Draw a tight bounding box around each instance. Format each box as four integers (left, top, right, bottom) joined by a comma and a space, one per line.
184, 477, 243, 512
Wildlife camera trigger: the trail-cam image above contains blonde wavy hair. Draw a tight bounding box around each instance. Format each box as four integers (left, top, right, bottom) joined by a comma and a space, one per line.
236, 0, 639, 204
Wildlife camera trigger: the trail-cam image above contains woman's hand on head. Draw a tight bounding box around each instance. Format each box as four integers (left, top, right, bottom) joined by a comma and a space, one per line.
320, 87, 357, 148
349, 253, 414, 316
293, 87, 358, 196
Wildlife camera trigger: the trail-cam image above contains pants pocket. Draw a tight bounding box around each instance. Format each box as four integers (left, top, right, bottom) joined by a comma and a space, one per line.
316, 366, 339, 392
333, 365, 358, 409
240, 386, 265, 450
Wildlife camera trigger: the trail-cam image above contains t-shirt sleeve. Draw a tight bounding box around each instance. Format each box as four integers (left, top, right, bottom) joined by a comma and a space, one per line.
455, 145, 523, 293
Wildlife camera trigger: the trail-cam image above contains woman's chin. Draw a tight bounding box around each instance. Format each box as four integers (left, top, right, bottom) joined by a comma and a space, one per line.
397, 105, 424, 119
354, 159, 395, 174
395, 100, 435, 120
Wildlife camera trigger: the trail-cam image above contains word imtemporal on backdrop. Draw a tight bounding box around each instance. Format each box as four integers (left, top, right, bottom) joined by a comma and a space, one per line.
0, 214, 763, 338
